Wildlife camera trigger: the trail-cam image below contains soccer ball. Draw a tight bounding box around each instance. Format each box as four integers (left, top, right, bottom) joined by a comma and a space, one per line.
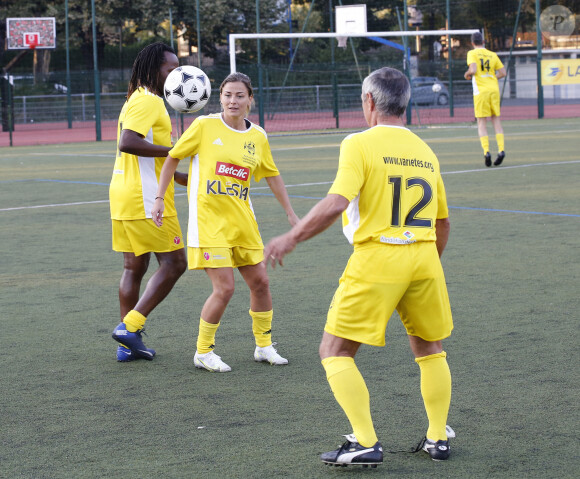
164, 65, 211, 113
432, 82, 442, 93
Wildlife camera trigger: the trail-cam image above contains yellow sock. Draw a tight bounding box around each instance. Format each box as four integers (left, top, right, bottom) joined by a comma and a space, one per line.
496, 133, 505, 152
250, 309, 273, 347
123, 310, 146, 333
415, 352, 452, 441
322, 356, 378, 447
480, 136, 489, 154
196, 318, 219, 354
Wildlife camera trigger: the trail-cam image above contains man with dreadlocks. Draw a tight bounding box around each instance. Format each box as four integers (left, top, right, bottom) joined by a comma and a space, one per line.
110, 42, 187, 362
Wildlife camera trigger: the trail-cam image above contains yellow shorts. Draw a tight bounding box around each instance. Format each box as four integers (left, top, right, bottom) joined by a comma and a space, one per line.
325, 242, 453, 346
112, 217, 184, 257
188, 246, 264, 270
474, 90, 500, 118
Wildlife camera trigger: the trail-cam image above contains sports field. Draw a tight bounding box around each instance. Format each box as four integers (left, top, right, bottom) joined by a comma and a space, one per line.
1, 118, 579, 478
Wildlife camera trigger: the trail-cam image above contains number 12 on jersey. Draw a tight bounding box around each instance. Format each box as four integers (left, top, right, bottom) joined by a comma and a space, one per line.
388, 176, 433, 228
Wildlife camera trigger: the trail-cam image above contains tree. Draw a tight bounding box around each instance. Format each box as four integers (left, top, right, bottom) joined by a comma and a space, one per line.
168, 0, 289, 62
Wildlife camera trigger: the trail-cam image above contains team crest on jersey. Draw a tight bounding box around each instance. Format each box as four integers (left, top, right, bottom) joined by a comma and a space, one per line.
244, 141, 256, 156
174, 236, 181, 245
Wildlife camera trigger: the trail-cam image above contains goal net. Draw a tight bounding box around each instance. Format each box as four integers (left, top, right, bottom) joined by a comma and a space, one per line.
227, 29, 480, 133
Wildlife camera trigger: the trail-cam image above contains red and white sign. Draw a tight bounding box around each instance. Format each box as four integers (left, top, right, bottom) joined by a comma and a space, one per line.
6, 18, 56, 50
24, 32, 40, 48
215, 162, 250, 181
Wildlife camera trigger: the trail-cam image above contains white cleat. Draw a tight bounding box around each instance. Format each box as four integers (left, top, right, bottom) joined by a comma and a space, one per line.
254, 343, 288, 365
445, 425, 456, 439
194, 351, 232, 372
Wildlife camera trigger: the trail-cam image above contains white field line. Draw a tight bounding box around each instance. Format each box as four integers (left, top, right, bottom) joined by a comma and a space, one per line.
2, 127, 576, 159
1, 159, 578, 212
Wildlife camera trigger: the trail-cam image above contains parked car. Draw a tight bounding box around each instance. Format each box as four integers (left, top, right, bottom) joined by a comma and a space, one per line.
411, 77, 449, 106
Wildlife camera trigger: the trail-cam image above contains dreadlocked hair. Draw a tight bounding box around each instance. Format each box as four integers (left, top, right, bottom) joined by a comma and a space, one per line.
127, 42, 176, 99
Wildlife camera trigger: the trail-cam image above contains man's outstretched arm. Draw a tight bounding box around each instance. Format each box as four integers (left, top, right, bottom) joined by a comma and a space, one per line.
264, 194, 349, 268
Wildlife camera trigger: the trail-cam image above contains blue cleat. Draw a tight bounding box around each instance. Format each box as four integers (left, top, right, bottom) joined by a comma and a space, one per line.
112, 322, 156, 360
116, 345, 134, 362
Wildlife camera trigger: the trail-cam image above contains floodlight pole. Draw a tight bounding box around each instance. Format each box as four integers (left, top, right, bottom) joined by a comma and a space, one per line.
169, 8, 174, 50
256, 0, 265, 128
196, 0, 202, 67
446, 0, 454, 117
402, 2, 412, 125
65, 0, 72, 129
6, 74, 13, 146
288, 0, 293, 60
535, 0, 544, 118
91, 0, 102, 141
330, 0, 339, 128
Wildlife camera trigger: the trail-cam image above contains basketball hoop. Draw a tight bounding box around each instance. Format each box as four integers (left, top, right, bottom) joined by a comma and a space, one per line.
335, 5, 367, 50
7, 18, 56, 51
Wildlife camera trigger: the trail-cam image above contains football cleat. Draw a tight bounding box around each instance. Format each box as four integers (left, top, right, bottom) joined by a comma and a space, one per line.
112, 322, 155, 360
194, 351, 232, 372
494, 151, 505, 166
421, 438, 451, 461
445, 424, 456, 438
254, 343, 288, 365
320, 434, 383, 467
484, 151, 492, 167
116, 344, 157, 362
116, 345, 133, 362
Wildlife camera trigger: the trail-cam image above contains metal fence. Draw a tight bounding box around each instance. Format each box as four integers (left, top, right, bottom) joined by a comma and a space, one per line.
7, 78, 553, 125
1, 75, 578, 147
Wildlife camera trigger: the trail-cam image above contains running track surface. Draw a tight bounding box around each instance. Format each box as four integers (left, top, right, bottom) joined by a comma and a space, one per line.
1, 103, 578, 147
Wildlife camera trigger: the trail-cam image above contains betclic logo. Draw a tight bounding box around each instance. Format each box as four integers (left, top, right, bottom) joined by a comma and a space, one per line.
215, 162, 250, 181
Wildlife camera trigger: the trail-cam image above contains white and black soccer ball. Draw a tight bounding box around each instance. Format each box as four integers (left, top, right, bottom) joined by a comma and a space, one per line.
164, 65, 211, 113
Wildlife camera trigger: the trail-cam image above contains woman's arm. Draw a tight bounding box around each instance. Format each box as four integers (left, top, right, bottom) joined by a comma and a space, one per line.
265, 175, 300, 226
151, 155, 180, 226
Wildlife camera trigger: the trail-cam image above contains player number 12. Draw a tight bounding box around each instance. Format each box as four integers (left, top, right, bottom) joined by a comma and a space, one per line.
388, 176, 433, 228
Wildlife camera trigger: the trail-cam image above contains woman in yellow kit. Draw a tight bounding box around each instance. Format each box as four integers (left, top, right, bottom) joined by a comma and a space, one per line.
152, 72, 299, 372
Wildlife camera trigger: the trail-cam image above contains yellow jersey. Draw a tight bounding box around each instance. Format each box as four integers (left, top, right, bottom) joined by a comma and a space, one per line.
109, 87, 177, 220
169, 113, 279, 249
328, 125, 448, 246
466, 47, 504, 95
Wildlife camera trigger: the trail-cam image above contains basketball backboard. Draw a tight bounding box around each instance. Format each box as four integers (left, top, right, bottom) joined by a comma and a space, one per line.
6, 18, 56, 50
336, 4, 367, 48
